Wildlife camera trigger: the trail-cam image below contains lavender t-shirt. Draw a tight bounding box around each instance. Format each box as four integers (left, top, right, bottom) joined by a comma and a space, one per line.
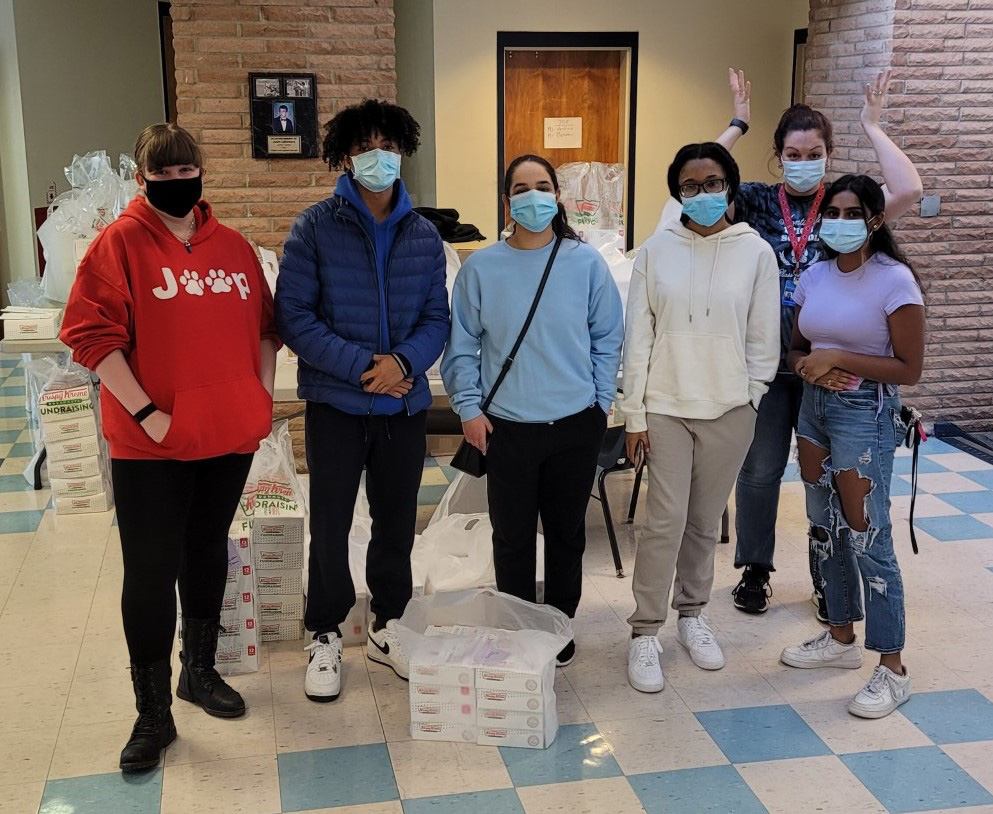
794, 254, 924, 356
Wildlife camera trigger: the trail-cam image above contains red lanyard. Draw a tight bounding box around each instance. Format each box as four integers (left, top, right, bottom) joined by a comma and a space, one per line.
779, 183, 825, 275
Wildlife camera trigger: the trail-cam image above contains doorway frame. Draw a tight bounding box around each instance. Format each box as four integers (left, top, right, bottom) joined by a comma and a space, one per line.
496, 31, 639, 250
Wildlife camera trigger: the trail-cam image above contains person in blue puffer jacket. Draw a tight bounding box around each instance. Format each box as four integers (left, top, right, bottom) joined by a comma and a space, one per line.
275, 100, 449, 704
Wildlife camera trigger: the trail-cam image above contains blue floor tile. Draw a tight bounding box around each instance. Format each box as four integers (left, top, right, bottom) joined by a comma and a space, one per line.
889, 476, 913, 497
782, 462, 801, 482
925, 439, 969, 456
893, 455, 950, 475
278, 743, 398, 811
914, 515, 993, 542
842, 746, 993, 813
938, 491, 993, 515
902, 689, 993, 744
628, 765, 766, 814
9, 441, 34, 458
417, 484, 450, 506
696, 705, 830, 764
500, 723, 622, 787
0, 509, 45, 534
0, 430, 21, 443
40, 770, 162, 814
402, 789, 525, 814
962, 469, 993, 491
0, 406, 28, 418
0, 475, 29, 493
0, 358, 20, 368
0, 385, 25, 397
441, 465, 458, 483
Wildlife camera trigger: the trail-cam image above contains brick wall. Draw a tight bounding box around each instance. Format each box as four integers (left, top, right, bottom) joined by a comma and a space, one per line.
169, 0, 396, 470
170, 0, 396, 254
805, 0, 993, 431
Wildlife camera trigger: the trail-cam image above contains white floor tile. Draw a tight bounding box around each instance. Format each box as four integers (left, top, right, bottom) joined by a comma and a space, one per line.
388, 740, 512, 798
161, 754, 281, 814
737, 755, 888, 813
597, 712, 728, 775
517, 777, 647, 814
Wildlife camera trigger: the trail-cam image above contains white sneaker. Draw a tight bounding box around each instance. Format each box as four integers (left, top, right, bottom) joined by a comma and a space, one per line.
677, 615, 725, 670
367, 620, 409, 680
849, 665, 912, 719
304, 633, 342, 702
781, 630, 863, 670
628, 635, 665, 693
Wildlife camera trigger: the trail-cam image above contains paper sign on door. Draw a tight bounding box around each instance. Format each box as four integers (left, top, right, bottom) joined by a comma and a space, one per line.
543, 117, 582, 149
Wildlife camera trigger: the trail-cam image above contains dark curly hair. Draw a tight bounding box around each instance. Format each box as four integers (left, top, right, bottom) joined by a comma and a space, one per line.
321, 99, 421, 170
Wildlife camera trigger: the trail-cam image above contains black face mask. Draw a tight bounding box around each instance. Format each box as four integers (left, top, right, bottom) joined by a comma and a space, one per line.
142, 175, 203, 218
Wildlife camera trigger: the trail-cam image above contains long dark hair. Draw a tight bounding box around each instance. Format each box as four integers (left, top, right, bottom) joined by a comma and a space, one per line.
503, 154, 581, 241
823, 174, 926, 301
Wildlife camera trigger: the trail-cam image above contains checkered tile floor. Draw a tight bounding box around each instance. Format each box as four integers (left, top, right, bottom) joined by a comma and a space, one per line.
1, 354, 992, 814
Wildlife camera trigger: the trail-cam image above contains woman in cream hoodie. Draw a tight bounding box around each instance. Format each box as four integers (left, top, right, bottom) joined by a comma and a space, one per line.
622, 143, 780, 693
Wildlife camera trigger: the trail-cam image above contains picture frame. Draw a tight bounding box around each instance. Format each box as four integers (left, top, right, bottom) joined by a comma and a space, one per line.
249, 72, 319, 159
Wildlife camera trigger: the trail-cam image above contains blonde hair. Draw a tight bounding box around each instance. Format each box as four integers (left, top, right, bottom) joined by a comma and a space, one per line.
134, 123, 204, 174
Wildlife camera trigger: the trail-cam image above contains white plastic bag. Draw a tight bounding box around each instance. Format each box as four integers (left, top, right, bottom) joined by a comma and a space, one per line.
429, 471, 489, 525
588, 233, 634, 317
396, 588, 572, 672
421, 513, 495, 593
556, 161, 626, 244
426, 242, 461, 380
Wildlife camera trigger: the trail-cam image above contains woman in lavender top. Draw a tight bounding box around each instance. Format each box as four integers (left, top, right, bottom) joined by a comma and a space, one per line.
780, 175, 925, 720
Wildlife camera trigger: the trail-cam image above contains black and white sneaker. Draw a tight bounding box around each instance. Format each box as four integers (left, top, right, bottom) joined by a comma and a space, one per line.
812, 590, 829, 624
732, 566, 771, 614
304, 633, 342, 702
556, 640, 576, 668
367, 620, 409, 680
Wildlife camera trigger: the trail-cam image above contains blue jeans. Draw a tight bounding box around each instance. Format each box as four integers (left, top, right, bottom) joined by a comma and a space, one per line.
798, 381, 906, 654
735, 374, 821, 588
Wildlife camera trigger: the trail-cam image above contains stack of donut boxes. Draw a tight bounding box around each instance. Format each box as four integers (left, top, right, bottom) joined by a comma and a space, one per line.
39, 378, 113, 514
207, 473, 306, 673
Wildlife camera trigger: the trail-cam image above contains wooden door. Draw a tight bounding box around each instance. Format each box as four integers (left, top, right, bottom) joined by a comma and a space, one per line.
503, 50, 623, 174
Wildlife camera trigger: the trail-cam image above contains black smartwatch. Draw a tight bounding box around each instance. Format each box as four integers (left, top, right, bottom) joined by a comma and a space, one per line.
730, 118, 750, 135
133, 402, 157, 423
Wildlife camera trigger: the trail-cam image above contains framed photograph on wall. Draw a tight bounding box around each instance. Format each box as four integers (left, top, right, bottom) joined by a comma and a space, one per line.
249, 72, 319, 159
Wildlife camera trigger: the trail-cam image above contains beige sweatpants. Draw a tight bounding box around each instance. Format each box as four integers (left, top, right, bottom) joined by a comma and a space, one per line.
628, 404, 757, 636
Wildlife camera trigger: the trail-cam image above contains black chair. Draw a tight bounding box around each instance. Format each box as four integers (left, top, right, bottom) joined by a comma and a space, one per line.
593, 426, 731, 578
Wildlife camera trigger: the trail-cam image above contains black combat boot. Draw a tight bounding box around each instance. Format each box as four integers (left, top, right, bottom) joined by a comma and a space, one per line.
176, 616, 246, 718
120, 659, 178, 772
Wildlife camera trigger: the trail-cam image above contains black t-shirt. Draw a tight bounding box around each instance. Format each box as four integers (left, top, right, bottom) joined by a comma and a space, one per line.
734, 182, 828, 369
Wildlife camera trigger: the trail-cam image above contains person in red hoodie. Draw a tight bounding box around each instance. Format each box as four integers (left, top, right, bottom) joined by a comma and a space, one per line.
60, 123, 279, 773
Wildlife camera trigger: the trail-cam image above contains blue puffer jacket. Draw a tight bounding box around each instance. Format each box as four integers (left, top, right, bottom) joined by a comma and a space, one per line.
275, 177, 449, 415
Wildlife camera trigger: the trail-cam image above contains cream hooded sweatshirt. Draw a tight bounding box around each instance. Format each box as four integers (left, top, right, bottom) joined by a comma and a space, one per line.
621, 220, 780, 432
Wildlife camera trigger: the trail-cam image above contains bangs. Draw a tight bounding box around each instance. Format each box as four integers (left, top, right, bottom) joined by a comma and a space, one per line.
135, 124, 204, 173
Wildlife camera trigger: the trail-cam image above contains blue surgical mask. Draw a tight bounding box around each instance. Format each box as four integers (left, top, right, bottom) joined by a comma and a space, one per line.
510, 189, 558, 233
782, 158, 826, 194
819, 218, 869, 254
350, 148, 401, 193
681, 191, 729, 228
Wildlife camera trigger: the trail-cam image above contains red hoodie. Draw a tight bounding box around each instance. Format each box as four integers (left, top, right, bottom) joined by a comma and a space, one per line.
61, 196, 279, 461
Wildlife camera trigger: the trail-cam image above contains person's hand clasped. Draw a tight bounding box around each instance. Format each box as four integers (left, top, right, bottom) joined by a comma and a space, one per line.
462, 415, 493, 454
386, 378, 414, 399
796, 351, 858, 392
360, 354, 406, 394
141, 411, 172, 444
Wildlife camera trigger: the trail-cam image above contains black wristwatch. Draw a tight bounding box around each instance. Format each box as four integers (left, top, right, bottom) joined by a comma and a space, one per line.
730, 118, 750, 135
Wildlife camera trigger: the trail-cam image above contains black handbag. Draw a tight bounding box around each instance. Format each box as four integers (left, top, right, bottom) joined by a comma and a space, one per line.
450, 236, 563, 478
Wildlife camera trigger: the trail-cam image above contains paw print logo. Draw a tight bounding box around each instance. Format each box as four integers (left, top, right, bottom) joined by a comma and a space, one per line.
206, 269, 234, 294
179, 270, 205, 296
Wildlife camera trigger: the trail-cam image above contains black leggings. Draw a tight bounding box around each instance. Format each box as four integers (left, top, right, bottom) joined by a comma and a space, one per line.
112, 454, 253, 664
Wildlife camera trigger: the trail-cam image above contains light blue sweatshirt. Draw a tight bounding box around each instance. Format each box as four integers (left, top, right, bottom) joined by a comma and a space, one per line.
441, 237, 624, 423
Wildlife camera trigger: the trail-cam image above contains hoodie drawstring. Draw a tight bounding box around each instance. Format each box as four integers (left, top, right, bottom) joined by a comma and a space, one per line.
706, 234, 723, 318
689, 232, 724, 322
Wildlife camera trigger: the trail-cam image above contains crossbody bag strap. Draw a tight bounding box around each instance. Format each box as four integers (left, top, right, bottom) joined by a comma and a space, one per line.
480, 236, 562, 413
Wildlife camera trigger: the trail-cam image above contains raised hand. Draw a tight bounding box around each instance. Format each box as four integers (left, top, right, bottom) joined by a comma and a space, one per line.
861, 69, 892, 128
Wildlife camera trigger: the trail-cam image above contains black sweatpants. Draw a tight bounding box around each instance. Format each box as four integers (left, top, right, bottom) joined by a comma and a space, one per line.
486, 405, 607, 619
112, 453, 254, 665
304, 402, 427, 636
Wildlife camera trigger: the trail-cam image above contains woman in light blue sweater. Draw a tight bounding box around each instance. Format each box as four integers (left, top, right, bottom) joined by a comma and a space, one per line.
441, 154, 623, 665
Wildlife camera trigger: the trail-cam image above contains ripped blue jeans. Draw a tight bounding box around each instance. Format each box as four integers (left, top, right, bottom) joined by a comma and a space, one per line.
798, 381, 906, 654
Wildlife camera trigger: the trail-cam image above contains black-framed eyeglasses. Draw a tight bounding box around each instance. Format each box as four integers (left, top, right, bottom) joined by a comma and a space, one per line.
679, 178, 728, 198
